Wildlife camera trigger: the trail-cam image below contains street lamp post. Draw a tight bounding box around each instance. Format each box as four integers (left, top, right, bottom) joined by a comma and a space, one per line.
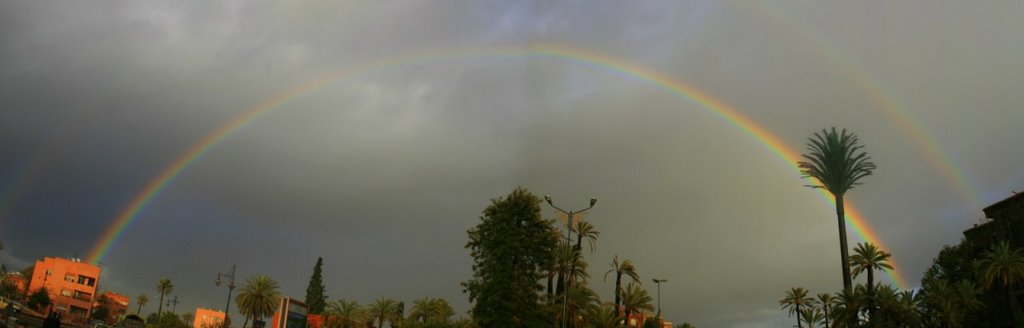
215, 264, 237, 321
545, 195, 597, 328
652, 279, 667, 325
167, 295, 180, 315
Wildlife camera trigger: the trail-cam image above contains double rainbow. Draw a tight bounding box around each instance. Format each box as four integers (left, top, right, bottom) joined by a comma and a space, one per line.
83, 43, 908, 288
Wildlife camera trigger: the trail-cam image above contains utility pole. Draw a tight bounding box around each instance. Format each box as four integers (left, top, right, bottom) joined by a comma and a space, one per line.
545, 195, 597, 328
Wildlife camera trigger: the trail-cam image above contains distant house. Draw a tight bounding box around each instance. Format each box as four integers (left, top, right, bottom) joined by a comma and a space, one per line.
95, 291, 130, 324
192, 308, 226, 328
963, 192, 1023, 251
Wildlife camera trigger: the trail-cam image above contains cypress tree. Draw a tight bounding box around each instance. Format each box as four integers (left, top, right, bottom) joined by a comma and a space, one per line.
305, 257, 327, 314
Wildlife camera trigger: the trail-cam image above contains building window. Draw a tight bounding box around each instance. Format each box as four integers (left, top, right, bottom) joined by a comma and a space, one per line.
64, 274, 76, 283
77, 275, 96, 287
61, 289, 73, 297
69, 306, 88, 317
73, 291, 92, 302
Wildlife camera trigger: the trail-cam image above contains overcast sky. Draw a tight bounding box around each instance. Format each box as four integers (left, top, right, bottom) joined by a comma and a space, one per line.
2, 1, 1023, 327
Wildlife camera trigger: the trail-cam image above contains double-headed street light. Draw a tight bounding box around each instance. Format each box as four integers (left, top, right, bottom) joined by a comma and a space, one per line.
652, 278, 668, 324
545, 195, 597, 328
215, 264, 237, 320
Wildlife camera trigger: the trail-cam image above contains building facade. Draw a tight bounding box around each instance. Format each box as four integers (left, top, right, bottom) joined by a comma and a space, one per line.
95, 291, 130, 324
192, 308, 226, 328
26, 257, 101, 323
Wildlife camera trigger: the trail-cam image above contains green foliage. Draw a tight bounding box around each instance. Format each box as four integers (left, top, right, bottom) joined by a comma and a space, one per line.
27, 287, 51, 311
619, 283, 653, 322
588, 304, 623, 328
366, 297, 399, 328
0, 278, 19, 300
146, 312, 190, 328
463, 187, 559, 327
407, 297, 454, 325
641, 318, 659, 328
305, 257, 328, 315
235, 275, 282, 323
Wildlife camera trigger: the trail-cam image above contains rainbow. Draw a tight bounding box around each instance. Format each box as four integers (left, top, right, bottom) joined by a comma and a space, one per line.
733, 2, 980, 209
84, 43, 908, 288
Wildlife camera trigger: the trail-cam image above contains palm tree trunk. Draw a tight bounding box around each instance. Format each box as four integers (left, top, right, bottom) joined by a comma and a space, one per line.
158, 293, 165, 317
614, 274, 622, 314
867, 269, 874, 322
836, 196, 853, 293
242, 316, 250, 328
137, 304, 142, 315
796, 304, 803, 328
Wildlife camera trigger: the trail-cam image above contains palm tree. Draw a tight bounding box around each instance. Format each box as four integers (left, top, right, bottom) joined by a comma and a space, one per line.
850, 242, 893, 295
849, 242, 893, 321
235, 275, 282, 328
156, 278, 174, 316
798, 127, 876, 294
604, 255, 641, 313
780, 287, 813, 328
619, 283, 653, 326
572, 220, 600, 253
136, 294, 149, 315
811, 293, 835, 328
565, 285, 599, 327
409, 297, 431, 323
978, 241, 1024, 324
427, 298, 454, 324
589, 304, 623, 328
325, 299, 361, 328
366, 297, 398, 328
799, 308, 825, 328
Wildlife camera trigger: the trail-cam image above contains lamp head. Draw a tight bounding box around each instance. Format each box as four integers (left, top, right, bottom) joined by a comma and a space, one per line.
590, 198, 597, 207
544, 195, 553, 205
214, 274, 222, 286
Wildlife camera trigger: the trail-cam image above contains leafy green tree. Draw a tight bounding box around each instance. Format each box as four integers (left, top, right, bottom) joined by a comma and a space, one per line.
463, 187, 559, 327
235, 275, 282, 328
619, 283, 653, 324
978, 241, 1024, 325
305, 257, 327, 315
137, 294, 149, 315
27, 287, 52, 312
798, 127, 876, 294
92, 304, 111, 322
604, 255, 640, 313
779, 287, 812, 328
156, 278, 174, 316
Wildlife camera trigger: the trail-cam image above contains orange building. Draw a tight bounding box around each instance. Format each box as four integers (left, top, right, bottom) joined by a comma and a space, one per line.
192, 308, 226, 328
26, 257, 101, 323
95, 291, 130, 324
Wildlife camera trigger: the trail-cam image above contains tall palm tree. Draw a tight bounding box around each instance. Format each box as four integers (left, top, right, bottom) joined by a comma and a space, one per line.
811, 293, 835, 328
779, 287, 813, 328
136, 294, 149, 315
156, 278, 174, 316
798, 127, 876, 294
568, 221, 600, 292
366, 297, 398, 328
978, 241, 1024, 324
604, 255, 641, 313
235, 275, 282, 328
325, 299, 361, 328
619, 283, 653, 326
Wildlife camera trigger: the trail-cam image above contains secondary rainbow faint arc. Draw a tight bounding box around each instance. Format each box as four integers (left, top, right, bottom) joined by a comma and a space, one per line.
84, 43, 908, 288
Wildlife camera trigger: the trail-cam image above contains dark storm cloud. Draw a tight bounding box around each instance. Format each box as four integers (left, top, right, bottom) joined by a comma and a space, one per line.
2, 1, 1023, 327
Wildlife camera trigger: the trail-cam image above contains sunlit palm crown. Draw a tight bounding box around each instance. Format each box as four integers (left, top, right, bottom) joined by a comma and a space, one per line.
798, 127, 876, 196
